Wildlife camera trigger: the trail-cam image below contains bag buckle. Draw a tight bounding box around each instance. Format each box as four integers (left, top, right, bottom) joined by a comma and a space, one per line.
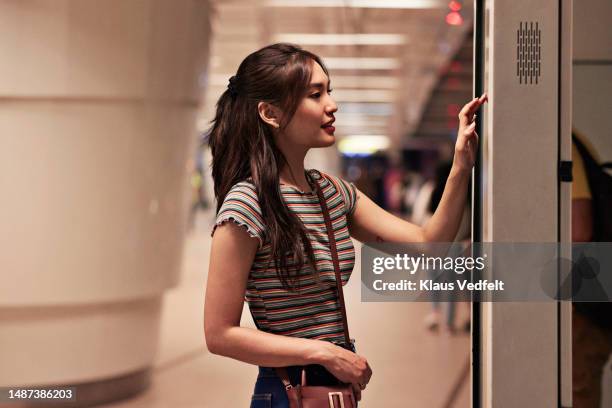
328, 392, 345, 408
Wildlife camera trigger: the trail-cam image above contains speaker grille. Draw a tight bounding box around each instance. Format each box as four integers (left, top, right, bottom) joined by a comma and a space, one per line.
517, 22, 541, 85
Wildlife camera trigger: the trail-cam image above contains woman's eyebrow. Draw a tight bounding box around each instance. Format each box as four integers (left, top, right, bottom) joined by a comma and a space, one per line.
309, 81, 332, 89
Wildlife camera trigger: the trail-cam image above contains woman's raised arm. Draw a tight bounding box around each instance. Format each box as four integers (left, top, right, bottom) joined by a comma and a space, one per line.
349, 94, 487, 244
348, 167, 469, 244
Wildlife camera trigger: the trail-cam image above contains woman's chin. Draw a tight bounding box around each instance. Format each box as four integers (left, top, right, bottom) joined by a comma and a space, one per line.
317, 133, 336, 146
303, 132, 336, 148
315, 137, 335, 148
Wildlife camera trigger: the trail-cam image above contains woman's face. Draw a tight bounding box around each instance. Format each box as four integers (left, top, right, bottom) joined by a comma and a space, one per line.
279, 61, 338, 150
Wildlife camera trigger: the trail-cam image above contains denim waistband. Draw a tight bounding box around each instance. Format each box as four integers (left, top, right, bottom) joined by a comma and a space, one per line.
257, 365, 345, 387
257, 341, 355, 382
258, 365, 301, 379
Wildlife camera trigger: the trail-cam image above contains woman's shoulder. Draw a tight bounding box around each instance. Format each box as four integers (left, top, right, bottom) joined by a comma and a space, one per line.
307, 168, 337, 183
221, 179, 262, 211
307, 168, 351, 189
214, 179, 265, 246
225, 179, 259, 199
307, 169, 358, 215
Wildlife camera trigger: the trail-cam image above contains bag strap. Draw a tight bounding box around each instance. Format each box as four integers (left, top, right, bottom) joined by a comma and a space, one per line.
276, 367, 295, 390
275, 172, 352, 387
312, 175, 352, 346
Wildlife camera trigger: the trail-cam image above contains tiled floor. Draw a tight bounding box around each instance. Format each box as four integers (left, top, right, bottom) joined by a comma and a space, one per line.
102, 210, 470, 408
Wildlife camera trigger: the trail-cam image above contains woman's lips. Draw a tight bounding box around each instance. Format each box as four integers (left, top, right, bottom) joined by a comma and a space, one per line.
322, 126, 335, 135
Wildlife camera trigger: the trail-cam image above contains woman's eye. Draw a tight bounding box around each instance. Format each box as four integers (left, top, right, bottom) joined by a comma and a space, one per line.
309, 89, 333, 99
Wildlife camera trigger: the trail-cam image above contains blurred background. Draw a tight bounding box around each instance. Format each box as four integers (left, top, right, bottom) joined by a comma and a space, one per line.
0, 0, 610, 407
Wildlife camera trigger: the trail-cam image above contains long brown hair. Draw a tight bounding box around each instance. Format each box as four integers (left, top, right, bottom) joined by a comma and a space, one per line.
207, 43, 329, 290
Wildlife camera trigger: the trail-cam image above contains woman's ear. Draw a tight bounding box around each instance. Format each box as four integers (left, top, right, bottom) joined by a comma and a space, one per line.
257, 102, 282, 129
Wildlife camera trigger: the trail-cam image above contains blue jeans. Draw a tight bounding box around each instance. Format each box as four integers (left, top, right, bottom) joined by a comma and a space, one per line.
249, 366, 302, 408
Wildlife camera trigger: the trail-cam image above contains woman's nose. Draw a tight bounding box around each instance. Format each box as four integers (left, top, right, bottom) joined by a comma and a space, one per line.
326, 98, 338, 114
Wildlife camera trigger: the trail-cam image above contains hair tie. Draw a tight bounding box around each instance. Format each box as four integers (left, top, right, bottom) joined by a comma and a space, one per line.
227, 75, 239, 98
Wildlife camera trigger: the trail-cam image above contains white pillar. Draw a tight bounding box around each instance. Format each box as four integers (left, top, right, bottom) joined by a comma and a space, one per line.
0, 0, 211, 404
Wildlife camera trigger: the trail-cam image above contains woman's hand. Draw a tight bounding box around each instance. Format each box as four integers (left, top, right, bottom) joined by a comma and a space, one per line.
319, 342, 372, 401
453, 93, 488, 173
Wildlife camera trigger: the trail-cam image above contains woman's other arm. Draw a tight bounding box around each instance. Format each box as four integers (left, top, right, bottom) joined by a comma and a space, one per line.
204, 222, 371, 386
204, 222, 327, 366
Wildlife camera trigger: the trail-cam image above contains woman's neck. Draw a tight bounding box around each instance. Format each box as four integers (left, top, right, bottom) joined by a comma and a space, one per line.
279, 151, 310, 192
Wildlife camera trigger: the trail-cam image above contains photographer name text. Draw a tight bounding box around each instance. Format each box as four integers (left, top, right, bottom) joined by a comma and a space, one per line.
372, 279, 505, 292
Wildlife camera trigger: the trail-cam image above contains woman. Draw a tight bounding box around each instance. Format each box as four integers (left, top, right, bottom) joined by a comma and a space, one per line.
204, 43, 487, 407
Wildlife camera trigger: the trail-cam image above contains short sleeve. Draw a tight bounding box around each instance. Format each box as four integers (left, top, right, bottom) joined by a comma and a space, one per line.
316, 170, 358, 216
337, 178, 358, 216
211, 182, 265, 248
572, 143, 592, 200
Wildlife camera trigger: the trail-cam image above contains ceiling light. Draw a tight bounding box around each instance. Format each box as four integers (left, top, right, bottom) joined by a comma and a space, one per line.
273, 33, 407, 45
323, 57, 400, 70
334, 114, 388, 128
330, 75, 401, 89
332, 89, 397, 103
448, 0, 462, 11
445, 11, 463, 26
266, 0, 444, 9
339, 103, 394, 116
204, 74, 400, 96
338, 135, 391, 156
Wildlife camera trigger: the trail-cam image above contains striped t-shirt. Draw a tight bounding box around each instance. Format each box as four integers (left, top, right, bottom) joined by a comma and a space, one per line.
211, 169, 357, 344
